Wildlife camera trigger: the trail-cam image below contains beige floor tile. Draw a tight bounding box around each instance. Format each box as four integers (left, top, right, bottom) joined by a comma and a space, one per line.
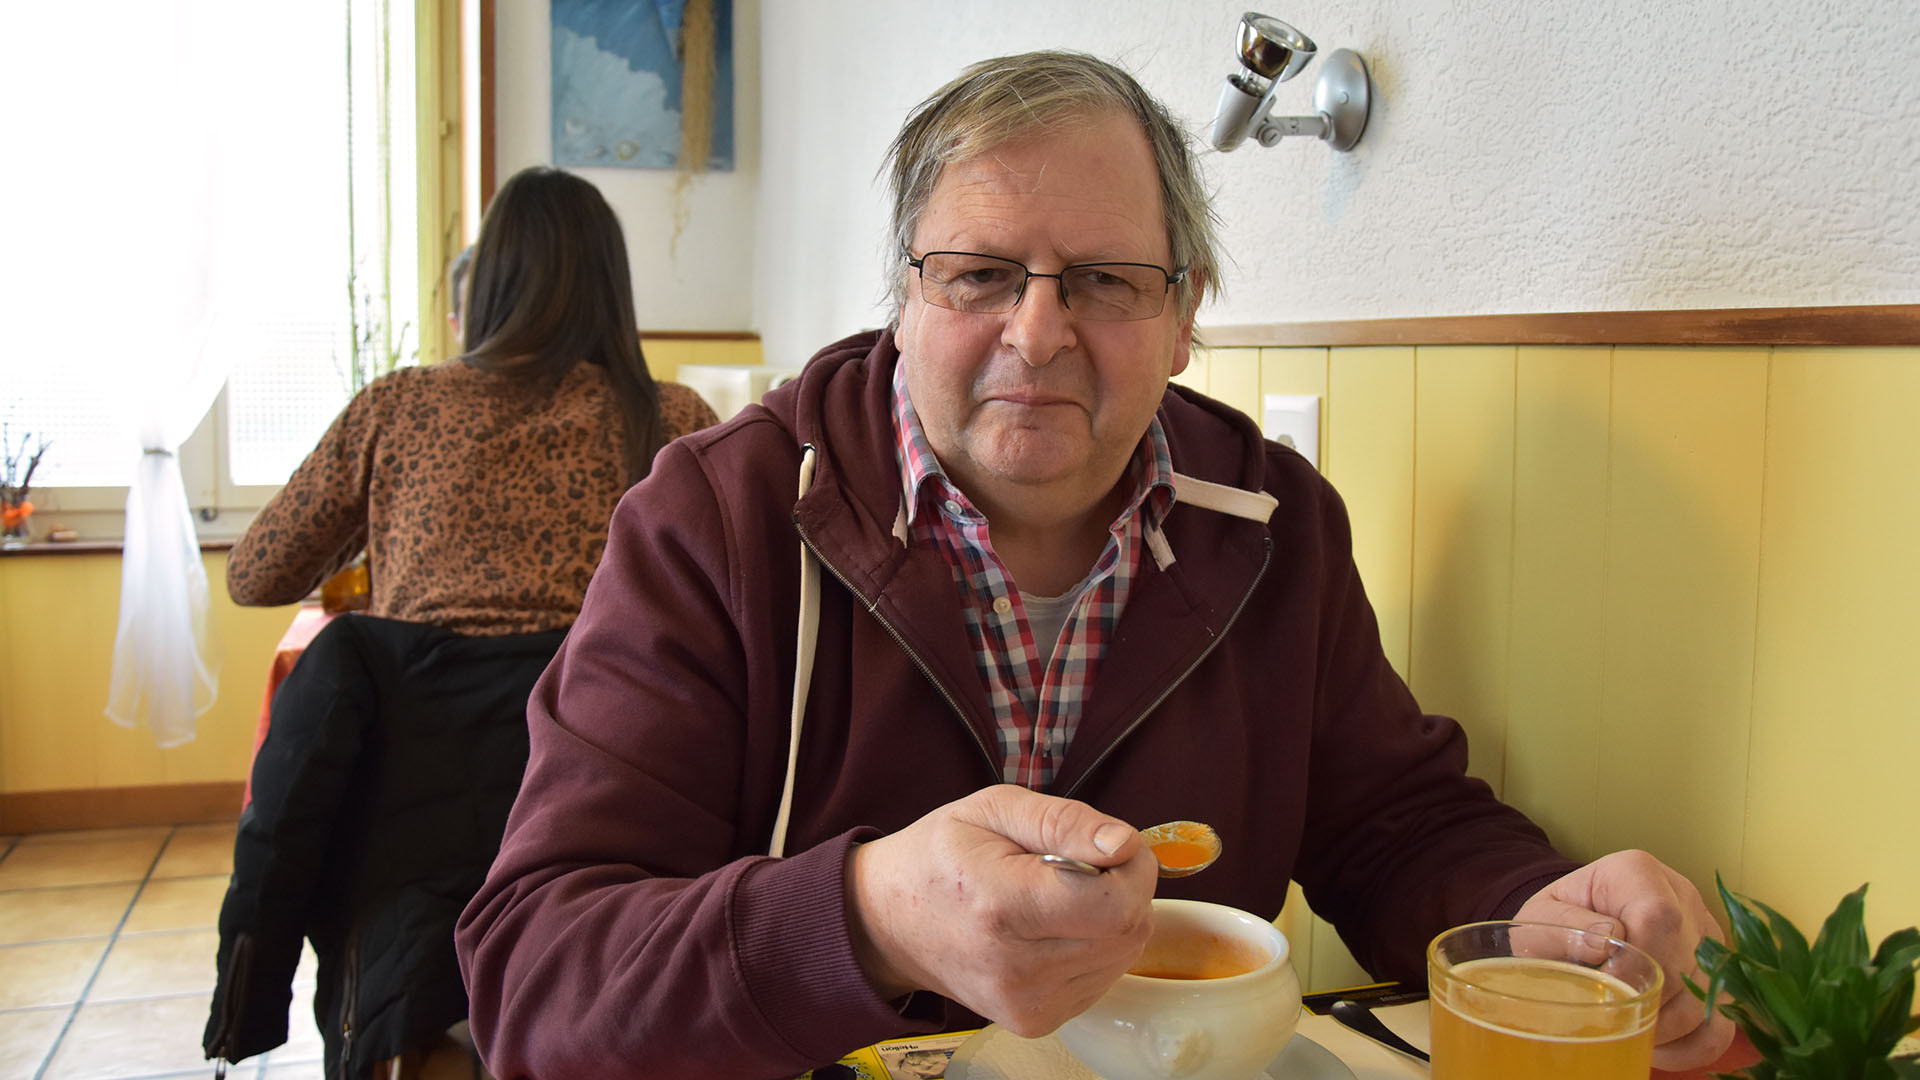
151, 824, 237, 881
267, 1000, 327, 1066
16, 828, 171, 846
40, 992, 214, 1079
122, 876, 228, 934
293, 943, 319, 988
0, 883, 139, 945
0, 939, 108, 1009
89, 930, 220, 1001
0, 1006, 69, 1080
0, 833, 167, 890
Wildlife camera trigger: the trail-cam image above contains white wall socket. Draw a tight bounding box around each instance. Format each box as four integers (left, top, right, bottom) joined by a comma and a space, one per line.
1262, 394, 1320, 469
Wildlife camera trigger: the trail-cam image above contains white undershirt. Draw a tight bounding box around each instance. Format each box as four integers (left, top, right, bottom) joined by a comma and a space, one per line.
1021, 583, 1092, 669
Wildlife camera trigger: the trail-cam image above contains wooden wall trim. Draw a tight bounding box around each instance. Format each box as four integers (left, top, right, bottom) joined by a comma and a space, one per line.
640, 330, 761, 341
1202, 304, 1920, 348
0, 782, 243, 834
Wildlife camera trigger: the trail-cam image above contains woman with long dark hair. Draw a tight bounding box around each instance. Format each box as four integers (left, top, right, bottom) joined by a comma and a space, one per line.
209, 167, 720, 1079
227, 165, 719, 634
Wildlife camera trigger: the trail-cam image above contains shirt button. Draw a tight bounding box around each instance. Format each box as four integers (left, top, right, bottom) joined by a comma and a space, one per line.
944, 499, 963, 515
992, 596, 1013, 616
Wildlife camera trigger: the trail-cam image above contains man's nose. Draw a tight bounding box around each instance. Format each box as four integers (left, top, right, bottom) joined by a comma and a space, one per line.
1004, 272, 1076, 367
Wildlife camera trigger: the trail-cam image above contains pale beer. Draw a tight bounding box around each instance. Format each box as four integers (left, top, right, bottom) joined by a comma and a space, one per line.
1428, 922, 1663, 1080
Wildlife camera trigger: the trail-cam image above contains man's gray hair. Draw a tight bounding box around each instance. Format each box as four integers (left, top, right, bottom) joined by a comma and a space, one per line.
882, 50, 1222, 326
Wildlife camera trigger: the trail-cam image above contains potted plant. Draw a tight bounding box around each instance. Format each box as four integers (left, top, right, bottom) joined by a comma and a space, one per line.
1690, 876, 1920, 1079
2, 425, 49, 547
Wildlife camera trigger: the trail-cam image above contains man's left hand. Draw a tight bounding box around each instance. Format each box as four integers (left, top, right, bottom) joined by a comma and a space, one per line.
1514, 849, 1735, 1071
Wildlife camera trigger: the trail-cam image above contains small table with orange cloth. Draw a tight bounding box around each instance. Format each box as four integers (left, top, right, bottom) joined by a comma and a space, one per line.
243, 603, 339, 808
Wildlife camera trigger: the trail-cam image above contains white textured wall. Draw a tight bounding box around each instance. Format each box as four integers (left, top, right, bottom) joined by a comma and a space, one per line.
493, 0, 760, 330
487, 3, 1920, 357
749, 0, 1920, 366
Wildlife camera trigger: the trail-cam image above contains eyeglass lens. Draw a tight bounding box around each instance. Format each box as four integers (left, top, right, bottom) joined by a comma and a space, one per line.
913, 252, 1175, 321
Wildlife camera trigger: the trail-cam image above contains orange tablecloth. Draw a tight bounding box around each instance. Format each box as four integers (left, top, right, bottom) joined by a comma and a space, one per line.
242, 604, 340, 808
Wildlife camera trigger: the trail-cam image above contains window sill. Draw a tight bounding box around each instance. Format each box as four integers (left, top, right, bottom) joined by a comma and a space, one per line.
0, 538, 237, 557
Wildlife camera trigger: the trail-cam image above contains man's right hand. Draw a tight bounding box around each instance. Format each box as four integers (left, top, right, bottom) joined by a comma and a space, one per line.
846, 784, 1158, 1037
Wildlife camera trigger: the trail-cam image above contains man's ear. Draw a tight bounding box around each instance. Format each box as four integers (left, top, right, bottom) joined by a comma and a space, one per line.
1169, 269, 1207, 376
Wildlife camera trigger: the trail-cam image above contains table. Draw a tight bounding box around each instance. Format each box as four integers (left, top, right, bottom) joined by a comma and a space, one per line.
242, 604, 339, 808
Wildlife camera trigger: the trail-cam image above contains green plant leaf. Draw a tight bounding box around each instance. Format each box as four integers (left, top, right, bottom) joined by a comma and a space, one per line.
1874, 928, 1920, 984
1781, 1027, 1837, 1078
1810, 884, 1871, 978
1868, 984, 1918, 1053
1745, 962, 1814, 1042
1723, 875, 1784, 967
1753, 894, 1814, 984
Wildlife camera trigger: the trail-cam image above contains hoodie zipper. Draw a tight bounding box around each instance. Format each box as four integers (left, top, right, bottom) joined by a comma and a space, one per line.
793, 518, 999, 779
1061, 537, 1273, 800
797, 523, 1275, 796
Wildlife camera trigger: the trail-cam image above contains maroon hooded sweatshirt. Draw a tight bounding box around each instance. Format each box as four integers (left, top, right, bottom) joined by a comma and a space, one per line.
456, 330, 1577, 1079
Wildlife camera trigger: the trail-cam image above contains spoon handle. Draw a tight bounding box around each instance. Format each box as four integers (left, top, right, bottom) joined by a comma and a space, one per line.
1330, 999, 1430, 1062
1039, 853, 1103, 875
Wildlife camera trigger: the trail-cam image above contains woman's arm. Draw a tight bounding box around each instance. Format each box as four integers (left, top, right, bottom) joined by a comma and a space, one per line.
226, 387, 377, 606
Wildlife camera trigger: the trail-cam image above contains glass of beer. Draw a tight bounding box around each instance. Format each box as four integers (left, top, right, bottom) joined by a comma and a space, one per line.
1427, 920, 1663, 1080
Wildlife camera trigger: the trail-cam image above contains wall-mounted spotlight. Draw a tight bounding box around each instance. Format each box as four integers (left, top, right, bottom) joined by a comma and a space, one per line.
1210, 12, 1371, 153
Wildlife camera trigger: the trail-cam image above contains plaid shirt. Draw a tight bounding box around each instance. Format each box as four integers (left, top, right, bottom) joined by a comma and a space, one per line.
891, 359, 1175, 790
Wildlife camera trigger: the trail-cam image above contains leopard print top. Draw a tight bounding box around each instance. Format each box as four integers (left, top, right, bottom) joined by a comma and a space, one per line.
226, 360, 720, 635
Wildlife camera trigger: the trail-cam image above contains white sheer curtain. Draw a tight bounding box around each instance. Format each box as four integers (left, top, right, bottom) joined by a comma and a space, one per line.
105, 308, 235, 746
5, 3, 365, 744
0, 2, 286, 745
99, 1, 264, 746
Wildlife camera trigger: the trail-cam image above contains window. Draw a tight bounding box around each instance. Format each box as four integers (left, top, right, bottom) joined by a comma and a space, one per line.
1, 1, 424, 542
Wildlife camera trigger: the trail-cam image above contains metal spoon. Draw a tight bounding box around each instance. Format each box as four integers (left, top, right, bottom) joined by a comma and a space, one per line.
1329, 999, 1430, 1063
1042, 821, 1224, 879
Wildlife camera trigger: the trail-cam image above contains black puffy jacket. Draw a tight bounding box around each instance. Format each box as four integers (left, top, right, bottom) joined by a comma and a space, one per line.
204, 613, 565, 1078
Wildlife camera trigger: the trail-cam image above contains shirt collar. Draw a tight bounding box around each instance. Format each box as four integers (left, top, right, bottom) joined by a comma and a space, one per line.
889, 352, 1176, 530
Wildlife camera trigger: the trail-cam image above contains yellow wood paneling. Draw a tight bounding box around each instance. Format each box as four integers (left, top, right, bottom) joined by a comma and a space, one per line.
1259, 347, 1329, 472
1327, 347, 1417, 675
1261, 344, 1355, 989
0, 552, 289, 796
1746, 347, 1920, 945
1172, 345, 1210, 396
1504, 347, 1613, 859
642, 339, 694, 384
1, 554, 123, 791
1408, 347, 1516, 792
710, 340, 766, 367
645, 339, 765, 388
1206, 348, 1262, 424
1598, 347, 1767, 895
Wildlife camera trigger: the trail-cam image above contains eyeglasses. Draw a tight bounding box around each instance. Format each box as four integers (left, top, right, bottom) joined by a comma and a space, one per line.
905, 250, 1188, 322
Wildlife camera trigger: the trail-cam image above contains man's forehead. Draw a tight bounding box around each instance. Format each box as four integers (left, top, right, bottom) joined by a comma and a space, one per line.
914, 113, 1167, 255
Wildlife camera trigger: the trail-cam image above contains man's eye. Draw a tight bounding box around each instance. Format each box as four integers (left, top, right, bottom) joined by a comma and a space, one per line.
954, 267, 1016, 288
1079, 270, 1129, 288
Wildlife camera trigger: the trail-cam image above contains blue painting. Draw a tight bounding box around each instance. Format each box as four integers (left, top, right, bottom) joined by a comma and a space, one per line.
552, 0, 734, 170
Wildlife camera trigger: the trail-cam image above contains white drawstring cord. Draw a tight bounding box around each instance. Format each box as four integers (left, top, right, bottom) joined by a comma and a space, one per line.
768, 445, 819, 858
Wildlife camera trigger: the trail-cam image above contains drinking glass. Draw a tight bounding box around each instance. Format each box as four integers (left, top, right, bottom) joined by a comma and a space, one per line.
1427, 920, 1663, 1080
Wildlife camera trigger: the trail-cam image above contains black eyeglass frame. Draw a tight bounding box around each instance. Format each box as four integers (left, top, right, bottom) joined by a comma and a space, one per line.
904, 249, 1190, 322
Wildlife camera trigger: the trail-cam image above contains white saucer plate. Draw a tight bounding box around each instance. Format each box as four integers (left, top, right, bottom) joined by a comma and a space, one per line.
943, 1025, 1356, 1080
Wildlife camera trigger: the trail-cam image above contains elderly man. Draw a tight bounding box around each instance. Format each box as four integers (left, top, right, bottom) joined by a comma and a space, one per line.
456, 50, 1733, 1078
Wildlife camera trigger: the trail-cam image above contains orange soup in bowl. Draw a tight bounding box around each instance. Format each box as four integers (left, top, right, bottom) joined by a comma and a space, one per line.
1128, 926, 1272, 980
